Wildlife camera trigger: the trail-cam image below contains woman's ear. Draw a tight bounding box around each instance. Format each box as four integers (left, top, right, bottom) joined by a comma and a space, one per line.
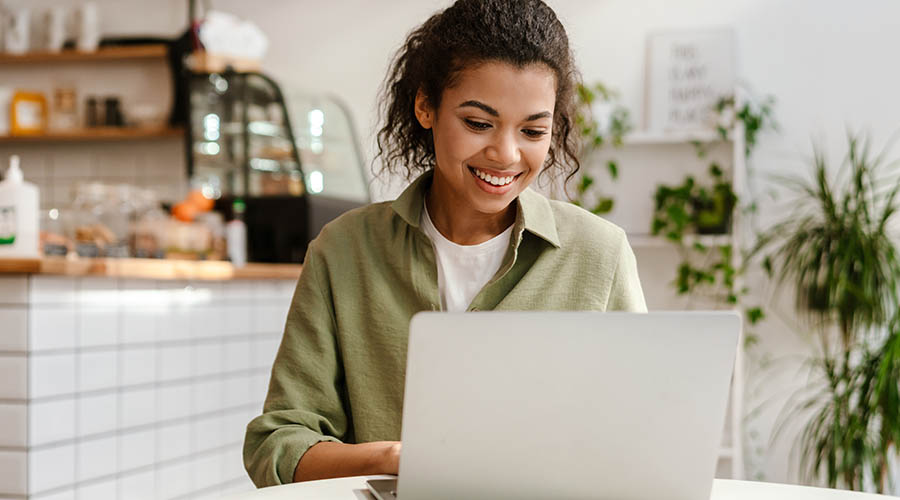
414, 89, 434, 129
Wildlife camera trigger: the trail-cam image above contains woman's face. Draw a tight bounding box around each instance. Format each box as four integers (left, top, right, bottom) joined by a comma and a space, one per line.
415, 61, 557, 216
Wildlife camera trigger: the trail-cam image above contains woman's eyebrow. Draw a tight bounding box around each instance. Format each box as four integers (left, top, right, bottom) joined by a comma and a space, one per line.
458, 100, 499, 116
458, 100, 551, 121
524, 111, 552, 121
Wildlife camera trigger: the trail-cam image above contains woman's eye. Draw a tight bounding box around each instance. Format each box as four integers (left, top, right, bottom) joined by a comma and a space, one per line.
522, 129, 548, 138
464, 119, 491, 130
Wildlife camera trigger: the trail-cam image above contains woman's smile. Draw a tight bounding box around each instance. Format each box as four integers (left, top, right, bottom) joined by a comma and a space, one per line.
467, 165, 524, 194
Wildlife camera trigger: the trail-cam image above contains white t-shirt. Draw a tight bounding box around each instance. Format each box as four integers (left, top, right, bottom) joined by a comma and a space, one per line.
421, 202, 513, 312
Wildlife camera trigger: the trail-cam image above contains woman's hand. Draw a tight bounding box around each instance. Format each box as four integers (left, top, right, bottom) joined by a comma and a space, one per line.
294, 440, 403, 482
382, 441, 402, 474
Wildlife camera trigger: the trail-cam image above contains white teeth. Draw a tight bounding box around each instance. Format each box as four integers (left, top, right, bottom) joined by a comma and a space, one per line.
472, 167, 515, 186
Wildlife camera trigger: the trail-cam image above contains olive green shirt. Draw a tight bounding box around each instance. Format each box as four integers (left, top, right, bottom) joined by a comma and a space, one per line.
243, 170, 647, 487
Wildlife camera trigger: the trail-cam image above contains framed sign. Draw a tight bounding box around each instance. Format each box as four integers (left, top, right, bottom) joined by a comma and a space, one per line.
644, 29, 735, 133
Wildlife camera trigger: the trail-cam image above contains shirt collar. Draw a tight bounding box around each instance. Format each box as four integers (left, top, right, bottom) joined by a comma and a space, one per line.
391, 169, 561, 248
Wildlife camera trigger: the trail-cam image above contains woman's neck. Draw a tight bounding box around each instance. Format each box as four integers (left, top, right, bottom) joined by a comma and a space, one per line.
425, 172, 516, 246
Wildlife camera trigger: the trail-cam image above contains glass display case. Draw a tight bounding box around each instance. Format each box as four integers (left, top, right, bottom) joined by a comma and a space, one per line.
187, 71, 305, 198
184, 70, 370, 262
186, 71, 370, 203
285, 91, 370, 203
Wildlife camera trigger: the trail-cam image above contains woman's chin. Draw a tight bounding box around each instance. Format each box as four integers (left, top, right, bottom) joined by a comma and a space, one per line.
467, 190, 517, 216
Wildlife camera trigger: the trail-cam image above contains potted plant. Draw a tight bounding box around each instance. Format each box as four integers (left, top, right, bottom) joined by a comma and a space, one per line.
652, 163, 737, 239
694, 165, 738, 234
756, 133, 900, 493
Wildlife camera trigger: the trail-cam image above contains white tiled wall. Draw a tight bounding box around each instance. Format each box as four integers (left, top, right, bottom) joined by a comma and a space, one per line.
0, 356, 28, 400
0, 309, 28, 351
29, 399, 76, 446
0, 404, 27, 447
0, 274, 295, 499
0, 140, 187, 210
0, 451, 28, 496
0, 269, 29, 475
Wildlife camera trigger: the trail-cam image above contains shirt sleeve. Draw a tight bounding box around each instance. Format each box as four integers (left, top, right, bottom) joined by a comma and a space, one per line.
605, 232, 648, 312
242, 241, 348, 487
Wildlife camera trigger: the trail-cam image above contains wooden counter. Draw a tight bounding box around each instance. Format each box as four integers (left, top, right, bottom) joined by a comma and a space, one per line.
0, 256, 302, 281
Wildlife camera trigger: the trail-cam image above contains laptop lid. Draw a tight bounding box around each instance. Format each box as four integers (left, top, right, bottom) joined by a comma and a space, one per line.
397, 311, 739, 500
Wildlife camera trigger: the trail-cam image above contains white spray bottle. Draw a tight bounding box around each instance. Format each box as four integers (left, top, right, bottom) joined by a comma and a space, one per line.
0, 155, 40, 257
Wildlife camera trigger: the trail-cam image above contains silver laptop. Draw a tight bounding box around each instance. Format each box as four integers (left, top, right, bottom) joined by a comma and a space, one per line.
367, 311, 739, 500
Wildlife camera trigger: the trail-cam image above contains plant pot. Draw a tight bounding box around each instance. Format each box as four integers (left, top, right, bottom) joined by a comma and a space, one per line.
693, 189, 735, 234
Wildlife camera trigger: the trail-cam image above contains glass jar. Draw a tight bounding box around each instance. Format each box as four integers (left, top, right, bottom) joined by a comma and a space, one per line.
70, 182, 107, 257
132, 189, 167, 259
102, 184, 135, 258
40, 208, 70, 256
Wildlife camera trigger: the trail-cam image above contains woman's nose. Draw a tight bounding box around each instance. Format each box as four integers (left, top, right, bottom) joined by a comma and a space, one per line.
484, 131, 521, 166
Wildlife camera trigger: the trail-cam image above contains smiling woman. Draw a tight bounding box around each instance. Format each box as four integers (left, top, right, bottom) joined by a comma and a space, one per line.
417, 61, 557, 244
242, 0, 647, 489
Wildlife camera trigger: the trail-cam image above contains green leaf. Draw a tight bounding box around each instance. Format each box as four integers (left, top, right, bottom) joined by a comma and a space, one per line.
607, 160, 619, 180
577, 175, 594, 194
592, 198, 614, 214
577, 84, 594, 104
762, 255, 773, 277
676, 263, 691, 294
716, 125, 728, 140
746, 307, 765, 325
744, 333, 760, 349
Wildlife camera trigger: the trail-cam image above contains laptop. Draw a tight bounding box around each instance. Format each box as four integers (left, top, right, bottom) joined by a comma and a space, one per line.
367, 311, 739, 500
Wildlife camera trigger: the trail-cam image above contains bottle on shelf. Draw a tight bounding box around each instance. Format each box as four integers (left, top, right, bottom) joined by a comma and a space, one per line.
10, 91, 48, 135
226, 198, 247, 267
0, 155, 40, 257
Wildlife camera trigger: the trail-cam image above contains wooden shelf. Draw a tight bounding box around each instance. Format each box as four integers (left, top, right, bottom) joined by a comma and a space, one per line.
187, 50, 261, 73
0, 127, 183, 143
0, 44, 168, 64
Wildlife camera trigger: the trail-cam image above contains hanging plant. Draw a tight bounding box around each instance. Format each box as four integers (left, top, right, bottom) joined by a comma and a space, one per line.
650, 92, 776, 327
571, 82, 632, 215
714, 94, 777, 158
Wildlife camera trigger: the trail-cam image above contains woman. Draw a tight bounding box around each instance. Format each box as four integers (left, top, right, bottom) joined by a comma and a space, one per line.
244, 0, 646, 487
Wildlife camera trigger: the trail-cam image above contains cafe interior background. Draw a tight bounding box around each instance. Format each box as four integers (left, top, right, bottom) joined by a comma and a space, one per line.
1, 0, 899, 498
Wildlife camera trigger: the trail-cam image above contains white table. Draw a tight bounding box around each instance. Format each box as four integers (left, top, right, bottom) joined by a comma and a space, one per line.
223, 475, 894, 499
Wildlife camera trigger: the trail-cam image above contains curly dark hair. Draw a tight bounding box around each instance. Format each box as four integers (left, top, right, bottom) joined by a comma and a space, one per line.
374, 0, 582, 184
